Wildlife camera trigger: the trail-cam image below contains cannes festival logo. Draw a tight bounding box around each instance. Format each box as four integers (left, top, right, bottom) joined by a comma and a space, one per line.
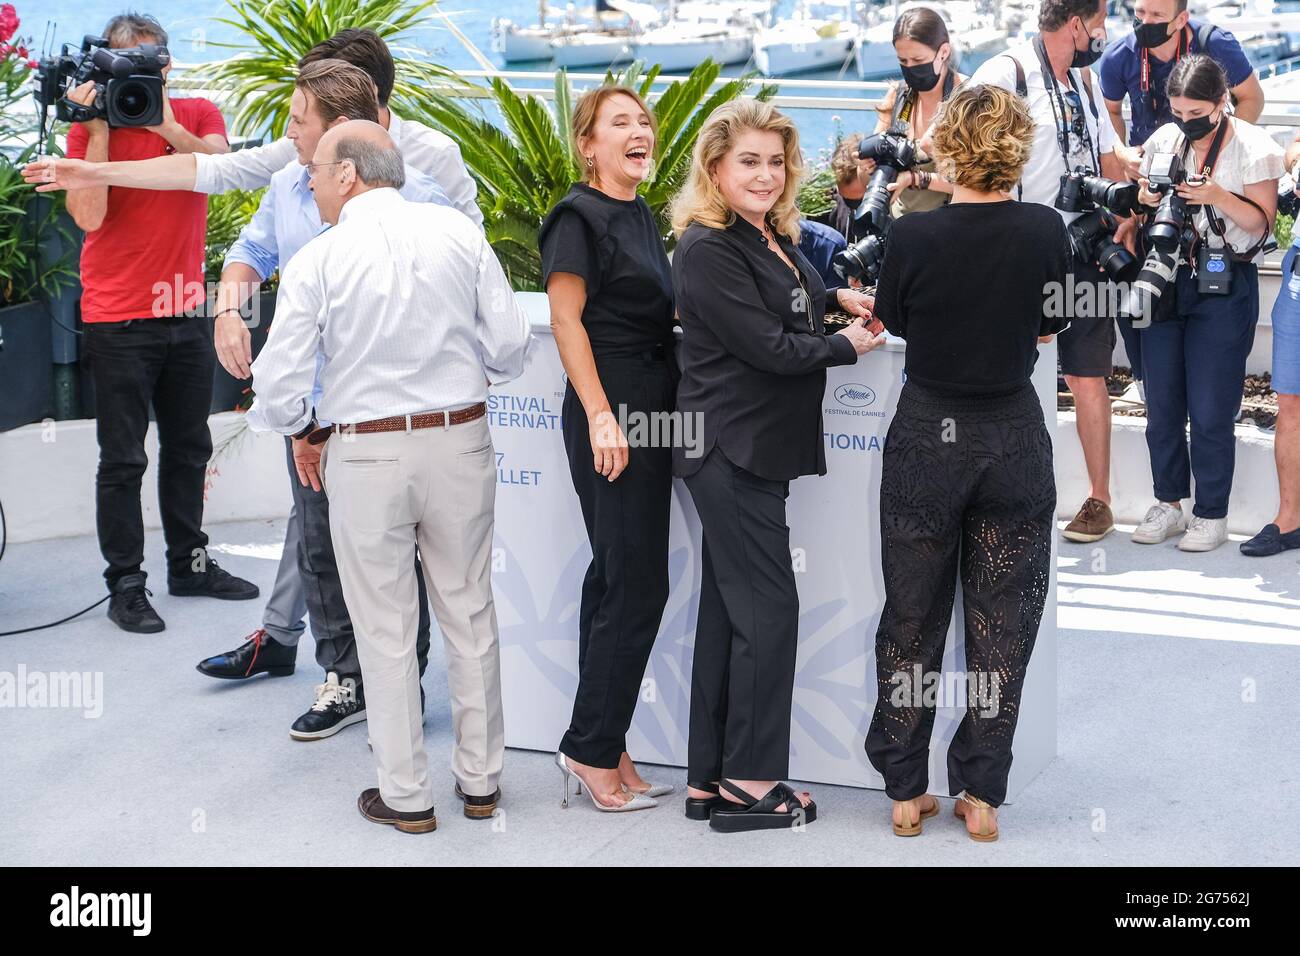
834, 383, 876, 408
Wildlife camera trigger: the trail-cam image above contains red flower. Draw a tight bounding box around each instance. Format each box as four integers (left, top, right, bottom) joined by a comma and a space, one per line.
0, 4, 18, 45
16, 44, 27, 58
26, 58, 35, 69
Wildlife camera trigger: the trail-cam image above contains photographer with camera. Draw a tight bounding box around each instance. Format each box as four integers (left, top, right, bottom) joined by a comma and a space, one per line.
865, 84, 1068, 843
863, 7, 965, 217
970, 0, 1134, 545
829, 9, 966, 291
1128, 54, 1281, 552
1098, 0, 1261, 396
808, 135, 868, 244
60, 13, 258, 633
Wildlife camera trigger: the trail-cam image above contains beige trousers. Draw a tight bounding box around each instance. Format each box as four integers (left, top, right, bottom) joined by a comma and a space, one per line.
323, 415, 503, 812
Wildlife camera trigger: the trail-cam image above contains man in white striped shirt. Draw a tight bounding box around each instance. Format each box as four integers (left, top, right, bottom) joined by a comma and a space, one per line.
248, 121, 532, 831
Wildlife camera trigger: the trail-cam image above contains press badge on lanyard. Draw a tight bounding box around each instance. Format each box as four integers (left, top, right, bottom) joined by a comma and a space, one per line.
1289, 249, 1300, 301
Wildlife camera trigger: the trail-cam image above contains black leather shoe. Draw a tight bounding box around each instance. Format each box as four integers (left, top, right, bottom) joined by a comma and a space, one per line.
169, 556, 260, 601
1240, 523, 1300, 557
455, 783, 501, 820
290, 673, 365, 740
107, 573, 165, 634
196, 628, 296, 680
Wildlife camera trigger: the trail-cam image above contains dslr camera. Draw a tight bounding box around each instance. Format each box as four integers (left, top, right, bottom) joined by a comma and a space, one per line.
1056, 166, 1140, 281
832, 230, 887, 287
854, 129, 918, 234
1119, 152, 1200, 321
1056, 166, 1140, 216
33, 35, 170, 128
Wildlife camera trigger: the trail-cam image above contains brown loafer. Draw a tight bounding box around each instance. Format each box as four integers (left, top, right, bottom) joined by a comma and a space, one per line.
357, 788, 437, 833
455, 783, 501, 820
1061, 497, 1114, 543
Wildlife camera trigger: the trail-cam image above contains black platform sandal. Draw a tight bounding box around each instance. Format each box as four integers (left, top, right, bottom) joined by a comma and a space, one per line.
709, 779, 817, 832
684, 781, 727, 821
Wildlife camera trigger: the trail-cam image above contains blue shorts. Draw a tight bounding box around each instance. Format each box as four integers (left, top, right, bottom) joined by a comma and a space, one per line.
1272, 245, 1300, 395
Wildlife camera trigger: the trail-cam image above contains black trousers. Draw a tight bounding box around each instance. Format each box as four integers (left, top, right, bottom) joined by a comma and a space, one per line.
558, 354, 674, 768
865, 382, 1055, 807
283, 437, 432, 681
84, 315, 214, 589
683, 445, 798, 782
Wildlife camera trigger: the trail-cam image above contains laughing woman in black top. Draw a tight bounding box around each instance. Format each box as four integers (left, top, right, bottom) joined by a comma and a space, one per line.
671, 99, 885, 832
539, 85, 676, 812
864, 85, 1068, 843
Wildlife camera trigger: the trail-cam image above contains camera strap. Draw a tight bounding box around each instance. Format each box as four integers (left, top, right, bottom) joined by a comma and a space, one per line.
1033, 37, 1100, 177
1178, 118, 1268, 260
1141, 23, 1218, 121
894, 67, 955, 129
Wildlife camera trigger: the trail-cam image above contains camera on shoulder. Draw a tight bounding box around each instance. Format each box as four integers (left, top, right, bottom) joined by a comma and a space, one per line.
33, 35, 170, 128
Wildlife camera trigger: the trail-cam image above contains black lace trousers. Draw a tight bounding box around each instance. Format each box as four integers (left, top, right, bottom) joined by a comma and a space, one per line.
864, 382, 1055, 807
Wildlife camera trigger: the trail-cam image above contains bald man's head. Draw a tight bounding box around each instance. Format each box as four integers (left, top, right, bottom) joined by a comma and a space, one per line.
310, 119, 405, 224
318, 120, 405, 189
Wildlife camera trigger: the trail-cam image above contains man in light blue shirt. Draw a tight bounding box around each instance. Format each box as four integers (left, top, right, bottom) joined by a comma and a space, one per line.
195, 59, 457, 742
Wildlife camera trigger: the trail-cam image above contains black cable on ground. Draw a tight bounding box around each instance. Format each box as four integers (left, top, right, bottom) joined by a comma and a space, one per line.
0, 496, 112, 636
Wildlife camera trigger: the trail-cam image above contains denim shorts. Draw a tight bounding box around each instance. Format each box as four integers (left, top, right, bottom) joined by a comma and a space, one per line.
1272, 244, 1300, 395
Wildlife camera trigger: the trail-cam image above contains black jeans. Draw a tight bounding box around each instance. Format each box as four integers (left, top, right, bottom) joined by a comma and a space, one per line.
864, 382, 1055, 807
84, 315, 215, 589
683, 445, 799, 783
558, 354, 675, 768
284, 436, 432, 683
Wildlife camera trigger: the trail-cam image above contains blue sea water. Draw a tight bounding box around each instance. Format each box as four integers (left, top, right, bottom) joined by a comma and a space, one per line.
24, 0, 883, 155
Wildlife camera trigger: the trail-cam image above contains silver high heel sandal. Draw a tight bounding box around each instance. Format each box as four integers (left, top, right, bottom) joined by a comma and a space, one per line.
624, 780, 675, 798
556, 752, 657, 812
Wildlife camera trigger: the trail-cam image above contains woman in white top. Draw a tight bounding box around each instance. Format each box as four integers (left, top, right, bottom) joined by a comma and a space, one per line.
1131, 54, 1283, 552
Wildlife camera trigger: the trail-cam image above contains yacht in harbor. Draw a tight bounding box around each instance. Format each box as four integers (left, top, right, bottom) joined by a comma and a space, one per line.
753, 1, 864, 76
627, 1, 772, 72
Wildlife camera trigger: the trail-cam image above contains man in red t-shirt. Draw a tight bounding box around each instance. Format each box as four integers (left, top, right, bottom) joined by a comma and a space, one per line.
66, 12, 259, 632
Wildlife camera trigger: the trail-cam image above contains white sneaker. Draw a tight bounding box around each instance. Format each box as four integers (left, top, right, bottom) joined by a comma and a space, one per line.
1178, 516, 1228, 552
1132, 502, 1186, 544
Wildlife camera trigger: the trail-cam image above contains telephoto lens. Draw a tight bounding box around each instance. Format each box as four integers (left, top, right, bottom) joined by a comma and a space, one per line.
1120, 243, 1180, 324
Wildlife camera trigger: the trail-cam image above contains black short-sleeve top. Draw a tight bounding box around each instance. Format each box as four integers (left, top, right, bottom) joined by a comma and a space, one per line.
538, 183, 675, 358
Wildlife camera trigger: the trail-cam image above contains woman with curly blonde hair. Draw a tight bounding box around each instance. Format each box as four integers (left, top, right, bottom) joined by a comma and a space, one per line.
863, 84, 1069, 843
670, 98, 884, 832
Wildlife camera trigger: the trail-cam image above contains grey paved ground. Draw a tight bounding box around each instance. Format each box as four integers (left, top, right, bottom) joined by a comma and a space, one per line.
1, 518, 1297, 865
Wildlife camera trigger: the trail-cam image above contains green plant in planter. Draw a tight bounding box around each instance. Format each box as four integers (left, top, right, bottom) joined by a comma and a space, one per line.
192, 0, 464, 139
416, 59, 777, 291
1, 4, 74, 307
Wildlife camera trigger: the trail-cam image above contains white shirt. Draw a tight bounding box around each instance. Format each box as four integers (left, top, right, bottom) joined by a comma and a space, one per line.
193, 112, 483, 226
246, 188, 532, 435
971, 45, 1118, 225
1141, 117, 1284, 262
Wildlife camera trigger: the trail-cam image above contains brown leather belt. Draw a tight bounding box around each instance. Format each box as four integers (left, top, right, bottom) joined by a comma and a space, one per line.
307, 402, 486, 445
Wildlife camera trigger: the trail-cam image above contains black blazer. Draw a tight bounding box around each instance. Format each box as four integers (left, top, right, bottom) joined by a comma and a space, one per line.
672, 216, 858, 481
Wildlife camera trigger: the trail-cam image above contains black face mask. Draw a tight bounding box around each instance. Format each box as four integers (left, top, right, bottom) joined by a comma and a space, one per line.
901, 58, 941, 92
1175, 110, 1220, 141
1071, 20, 1105, 68
1132, 19, 1173, 49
